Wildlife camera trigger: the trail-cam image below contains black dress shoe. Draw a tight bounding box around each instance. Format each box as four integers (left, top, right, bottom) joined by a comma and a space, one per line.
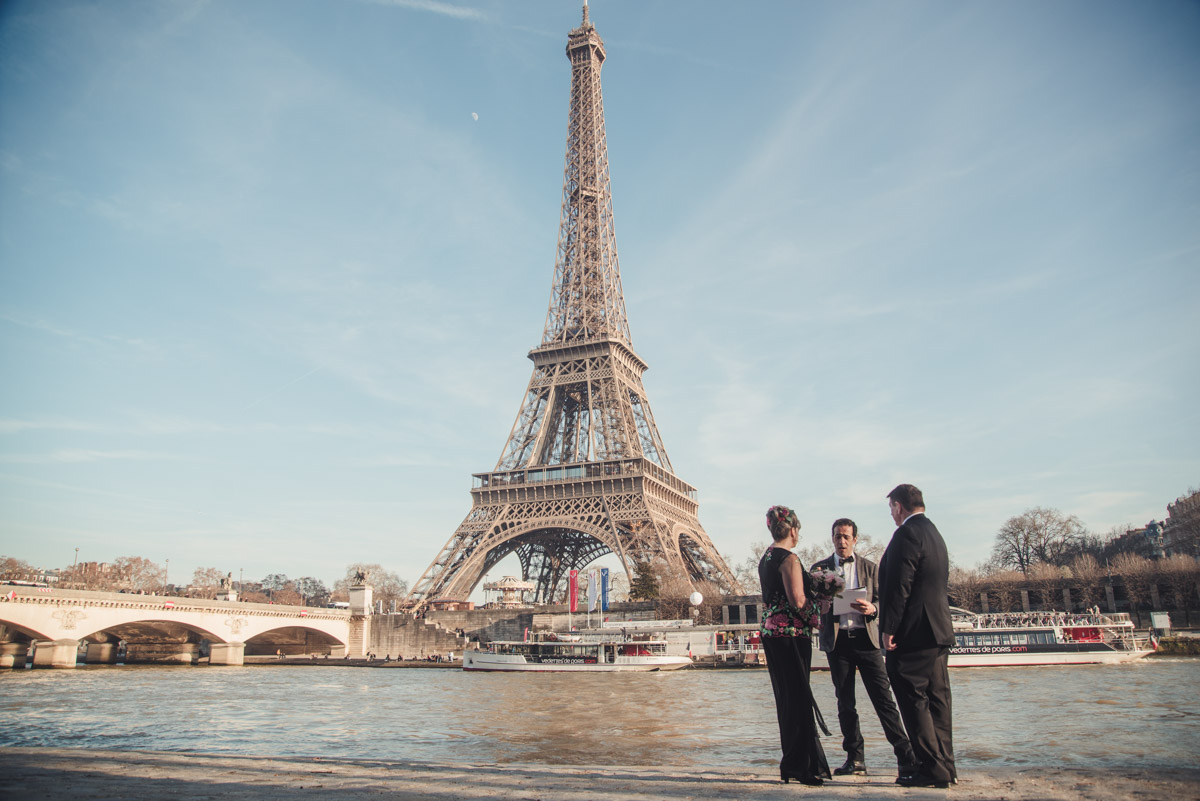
834, 759, 866, 776
896, 774, 950, 788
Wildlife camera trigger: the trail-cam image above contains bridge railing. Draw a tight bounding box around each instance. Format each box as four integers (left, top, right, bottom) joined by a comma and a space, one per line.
1, 587, 351, 620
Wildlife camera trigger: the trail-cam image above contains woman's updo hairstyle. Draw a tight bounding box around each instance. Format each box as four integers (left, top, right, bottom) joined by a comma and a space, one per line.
766, 504, 800, 542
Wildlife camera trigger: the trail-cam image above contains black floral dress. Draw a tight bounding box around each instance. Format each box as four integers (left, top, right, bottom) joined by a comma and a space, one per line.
758, 546, 830, 781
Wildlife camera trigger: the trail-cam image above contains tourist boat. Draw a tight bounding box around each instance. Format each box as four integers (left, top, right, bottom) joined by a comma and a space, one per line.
462, 631, 692, 672
948, 607, 1154, 667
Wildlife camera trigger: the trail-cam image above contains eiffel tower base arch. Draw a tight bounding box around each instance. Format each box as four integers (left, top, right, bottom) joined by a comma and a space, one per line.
405, 462, 741, 613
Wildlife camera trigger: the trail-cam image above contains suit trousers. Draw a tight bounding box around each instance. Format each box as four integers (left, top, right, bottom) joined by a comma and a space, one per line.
885, 645, 956, 783
827, 629, 914, 766
762, 635, 829, 780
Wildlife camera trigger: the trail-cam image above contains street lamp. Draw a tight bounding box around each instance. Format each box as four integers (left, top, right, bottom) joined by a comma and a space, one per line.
73, 547, 79, 588
165, 558, 169, 593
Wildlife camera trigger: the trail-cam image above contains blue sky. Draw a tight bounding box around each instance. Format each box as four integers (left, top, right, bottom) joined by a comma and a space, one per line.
2, 0, 1197, 593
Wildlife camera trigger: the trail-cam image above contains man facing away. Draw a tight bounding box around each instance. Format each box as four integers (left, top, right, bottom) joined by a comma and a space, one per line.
812, 518, 916, 779
878, 484, 957, 789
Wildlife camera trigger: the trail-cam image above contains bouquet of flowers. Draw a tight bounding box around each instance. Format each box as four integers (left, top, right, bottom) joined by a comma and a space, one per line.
809, 567, 846, 602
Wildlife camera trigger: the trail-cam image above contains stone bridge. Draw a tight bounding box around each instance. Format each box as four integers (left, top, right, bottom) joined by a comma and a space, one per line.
0, 586, 373, 668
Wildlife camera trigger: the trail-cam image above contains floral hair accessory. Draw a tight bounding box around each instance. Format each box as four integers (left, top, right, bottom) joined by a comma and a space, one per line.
766, 504, 800, 532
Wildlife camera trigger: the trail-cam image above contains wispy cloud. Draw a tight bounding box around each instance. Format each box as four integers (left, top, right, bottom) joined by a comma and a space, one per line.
363, 0, 485, 21
0, 311, 165, 359
0, 419, 100, 434
0, 449, 172, 464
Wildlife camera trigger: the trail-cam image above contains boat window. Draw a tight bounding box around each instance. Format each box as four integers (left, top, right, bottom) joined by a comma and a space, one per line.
1013, 634, 1027, 645
999, 635, 1010, 645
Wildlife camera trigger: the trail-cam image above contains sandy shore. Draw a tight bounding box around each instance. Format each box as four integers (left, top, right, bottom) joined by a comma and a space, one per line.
4, 748, 1197, 801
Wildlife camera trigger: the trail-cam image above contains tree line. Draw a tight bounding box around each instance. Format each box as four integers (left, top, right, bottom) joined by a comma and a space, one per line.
0, 556, 409, 609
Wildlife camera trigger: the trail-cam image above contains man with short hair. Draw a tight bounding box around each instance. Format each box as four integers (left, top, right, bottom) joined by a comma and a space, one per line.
813, 519, 915, 779
879, 484, 957, 789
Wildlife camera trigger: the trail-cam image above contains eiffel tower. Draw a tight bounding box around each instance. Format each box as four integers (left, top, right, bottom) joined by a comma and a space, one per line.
403, 3, 741, 613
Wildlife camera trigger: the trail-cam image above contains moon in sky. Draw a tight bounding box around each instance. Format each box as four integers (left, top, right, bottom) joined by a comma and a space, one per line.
471, 112, 478, 121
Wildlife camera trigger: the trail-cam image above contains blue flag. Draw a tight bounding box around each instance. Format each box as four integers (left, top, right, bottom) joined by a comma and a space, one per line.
600, 568, 609, 612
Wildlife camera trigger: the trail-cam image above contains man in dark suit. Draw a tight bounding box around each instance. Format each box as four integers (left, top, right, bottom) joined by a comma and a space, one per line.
878, 484, 957, 789
813, 518, 916, 778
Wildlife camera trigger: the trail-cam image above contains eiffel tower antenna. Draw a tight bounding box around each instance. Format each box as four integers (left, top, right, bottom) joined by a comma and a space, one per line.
403, 4, 742, 613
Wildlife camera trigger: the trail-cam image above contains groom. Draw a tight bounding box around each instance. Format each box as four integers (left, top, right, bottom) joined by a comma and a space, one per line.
878, 484, 957, 789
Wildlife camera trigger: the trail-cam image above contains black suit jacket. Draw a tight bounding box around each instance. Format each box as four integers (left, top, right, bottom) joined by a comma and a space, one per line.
878, 513, 954, 651
811, 553, 881, 652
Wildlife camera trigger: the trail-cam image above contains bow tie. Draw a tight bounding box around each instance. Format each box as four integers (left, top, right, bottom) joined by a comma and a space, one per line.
840, 556, 854, 564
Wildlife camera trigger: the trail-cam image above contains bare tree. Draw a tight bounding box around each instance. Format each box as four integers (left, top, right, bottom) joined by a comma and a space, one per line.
112, 556, 167, 592
1069, 554, 1103, 612
261, 573, 291, 592
1028, 562, 1066, 610
793, 539, 829, 569
1159, 554, 1199, 626
649, 560, 721, 624
730, 542, 770, 592
990, 507, 1090, 573
854, 533, 885, 563
294, 576, 330, 606
334, 563, 408, 609
0, 556, 34, 582
1111, 553, 1152, 626
272, 587, 303, 605
191, 567, 227, 596
948, 566, 983, 611
989, 571, 1023, 612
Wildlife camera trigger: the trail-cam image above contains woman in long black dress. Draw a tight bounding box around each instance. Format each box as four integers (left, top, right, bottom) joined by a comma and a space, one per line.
759, 504, 830, 786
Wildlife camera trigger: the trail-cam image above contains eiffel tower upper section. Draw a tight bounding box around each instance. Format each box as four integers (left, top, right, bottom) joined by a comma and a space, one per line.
496, 3, 671, 475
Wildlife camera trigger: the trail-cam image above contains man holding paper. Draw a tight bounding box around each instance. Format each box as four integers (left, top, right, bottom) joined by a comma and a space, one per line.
812, 518, 915, 779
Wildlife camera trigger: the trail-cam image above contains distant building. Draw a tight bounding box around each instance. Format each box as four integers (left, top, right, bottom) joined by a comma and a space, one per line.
1105, 521, 1166, 561
1165, 488, 1200, 557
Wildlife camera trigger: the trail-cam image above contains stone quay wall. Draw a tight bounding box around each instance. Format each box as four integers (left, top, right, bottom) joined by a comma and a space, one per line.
367, 601, 663, 659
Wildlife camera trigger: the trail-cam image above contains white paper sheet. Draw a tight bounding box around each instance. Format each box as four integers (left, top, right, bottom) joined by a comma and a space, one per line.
833, 587, 868, 615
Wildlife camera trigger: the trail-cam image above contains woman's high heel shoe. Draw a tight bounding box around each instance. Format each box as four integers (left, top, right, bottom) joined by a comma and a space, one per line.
781, 773, 824, 786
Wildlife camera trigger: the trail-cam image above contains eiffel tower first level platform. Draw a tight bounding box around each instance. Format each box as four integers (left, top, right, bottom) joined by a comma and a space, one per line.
401, 4, 741, 614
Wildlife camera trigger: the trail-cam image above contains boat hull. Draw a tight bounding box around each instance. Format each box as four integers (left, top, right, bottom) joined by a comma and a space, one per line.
948, 648, 1152, 668
462, 652, 691, 672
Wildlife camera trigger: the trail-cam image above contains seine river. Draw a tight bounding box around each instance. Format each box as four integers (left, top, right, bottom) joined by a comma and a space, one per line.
2, 659, 1197, 769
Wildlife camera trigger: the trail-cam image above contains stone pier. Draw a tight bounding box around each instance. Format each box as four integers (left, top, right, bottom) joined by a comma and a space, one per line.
85, 642, 119, 664
0, 642, 30, 668
32, 639, 79, 669
208, 642, 245, 666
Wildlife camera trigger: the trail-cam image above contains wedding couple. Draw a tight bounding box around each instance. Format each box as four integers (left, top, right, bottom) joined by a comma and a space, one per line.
757, 485, 956, 789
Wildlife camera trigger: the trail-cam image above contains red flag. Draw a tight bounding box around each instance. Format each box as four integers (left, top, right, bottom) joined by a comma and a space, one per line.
568, 570, 579, 613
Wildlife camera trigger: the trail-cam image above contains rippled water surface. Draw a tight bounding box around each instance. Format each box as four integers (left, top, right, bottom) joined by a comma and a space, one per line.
2, 659, 1197, 767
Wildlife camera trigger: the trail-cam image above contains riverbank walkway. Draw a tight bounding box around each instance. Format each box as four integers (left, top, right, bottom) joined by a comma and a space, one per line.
4, 748, 1197, 801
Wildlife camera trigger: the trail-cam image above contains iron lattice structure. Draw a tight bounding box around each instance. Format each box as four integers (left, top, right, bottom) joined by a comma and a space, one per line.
403, 5, 742, 613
